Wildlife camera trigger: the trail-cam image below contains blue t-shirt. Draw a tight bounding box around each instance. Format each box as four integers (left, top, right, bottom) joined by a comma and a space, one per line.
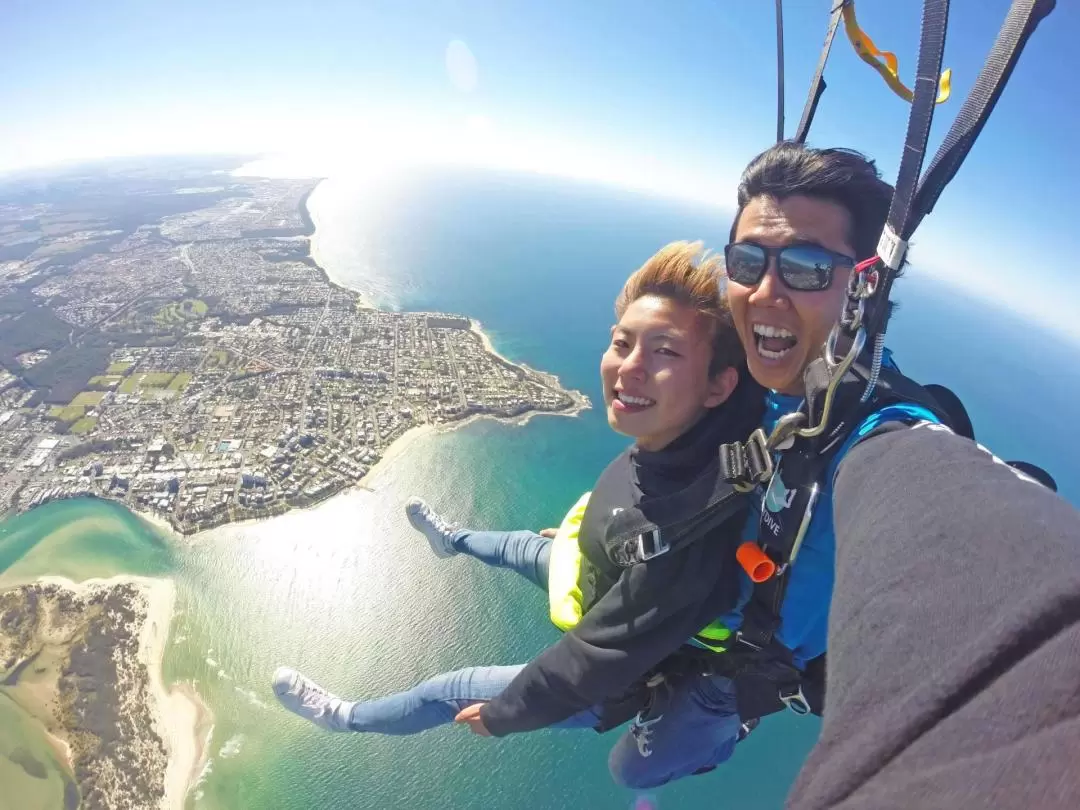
716, 357, 940, 668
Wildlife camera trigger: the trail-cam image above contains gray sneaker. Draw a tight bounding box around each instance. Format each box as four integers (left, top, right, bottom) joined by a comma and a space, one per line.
272, 667, 354, 731
405, 498, 458, 558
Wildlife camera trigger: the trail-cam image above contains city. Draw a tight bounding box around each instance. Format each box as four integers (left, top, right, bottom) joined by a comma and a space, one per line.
0, 159, 588, 535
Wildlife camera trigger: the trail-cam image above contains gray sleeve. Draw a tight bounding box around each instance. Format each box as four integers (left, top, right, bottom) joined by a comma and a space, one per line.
787, 424, 1080, 810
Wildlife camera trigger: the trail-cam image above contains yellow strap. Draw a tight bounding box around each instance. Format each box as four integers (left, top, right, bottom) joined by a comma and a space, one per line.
843, 2, 951, 104
547, 492, 592, 632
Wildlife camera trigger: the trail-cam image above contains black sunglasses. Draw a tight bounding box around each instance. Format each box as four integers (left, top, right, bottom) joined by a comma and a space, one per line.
723, 242, 856, 292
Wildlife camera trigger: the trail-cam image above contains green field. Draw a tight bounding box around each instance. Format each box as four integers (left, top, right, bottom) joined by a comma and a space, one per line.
70, 416, 97, 435
153, 299, 208, 325
205, 349, 233, 369
141, 372, 175, 387
69, 391, 105, 408
119, 372, 178, 395
88, 375, 123, 387
106, 361, 134, 374
47, 390, 106, 424
48, 405, 85, 422
167, 372, 193, 392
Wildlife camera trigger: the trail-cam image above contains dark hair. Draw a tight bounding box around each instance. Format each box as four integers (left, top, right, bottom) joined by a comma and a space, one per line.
729, 141, 894, 263
616, 241, 744, 376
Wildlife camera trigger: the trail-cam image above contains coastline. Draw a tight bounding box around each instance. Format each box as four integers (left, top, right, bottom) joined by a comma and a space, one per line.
299, 174, 592, 428
141, 579, 212, 810
468, 317, 592, 417
31, 575, 211, 810
301, 178, 376, 310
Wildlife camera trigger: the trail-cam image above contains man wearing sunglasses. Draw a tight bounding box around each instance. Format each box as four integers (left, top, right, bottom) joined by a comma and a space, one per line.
719, 140, 940, 667
610, 141, 945, 785
717, 142, 1080, 810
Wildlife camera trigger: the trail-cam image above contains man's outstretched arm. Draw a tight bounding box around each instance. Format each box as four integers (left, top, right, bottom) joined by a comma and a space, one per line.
788, 424, 1080, 810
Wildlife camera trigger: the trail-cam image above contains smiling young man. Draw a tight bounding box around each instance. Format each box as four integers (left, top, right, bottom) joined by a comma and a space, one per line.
271, 242, 769, 790
717, 142, 1080, 810
645, 142, 945, 746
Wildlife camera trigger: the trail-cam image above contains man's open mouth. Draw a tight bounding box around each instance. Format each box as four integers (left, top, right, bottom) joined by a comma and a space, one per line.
752, 323, 798, 361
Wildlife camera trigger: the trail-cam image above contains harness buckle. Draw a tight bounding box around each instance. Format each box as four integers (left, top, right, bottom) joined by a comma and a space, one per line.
636, 528, 669, 562
733, 428, 774, 493
778, 684, 811, 716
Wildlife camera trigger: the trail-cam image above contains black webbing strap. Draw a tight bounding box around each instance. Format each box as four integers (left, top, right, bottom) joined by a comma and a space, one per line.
907, 0, 1056, 233
876, 0, 949, 279
604, 460, 746, 567
775, 0, 786, 142
868, 0, 1056, 337
793, 0, 846, 144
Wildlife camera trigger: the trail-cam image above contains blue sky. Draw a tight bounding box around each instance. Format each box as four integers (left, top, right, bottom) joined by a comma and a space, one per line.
4, 0, 1078, 337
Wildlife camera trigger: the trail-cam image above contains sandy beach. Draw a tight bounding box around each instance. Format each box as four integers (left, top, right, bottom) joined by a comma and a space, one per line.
356, 422, 435, 487
140, 579, 211, 810
135, 508, 180, 536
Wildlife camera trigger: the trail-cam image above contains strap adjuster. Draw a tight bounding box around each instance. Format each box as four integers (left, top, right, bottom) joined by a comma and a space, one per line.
722, 429, 774, 490
636, 528, 669, 562
778, 684, 811, 716
877, 224, 908, 271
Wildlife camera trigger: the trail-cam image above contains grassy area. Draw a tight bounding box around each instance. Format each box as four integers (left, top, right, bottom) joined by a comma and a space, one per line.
49, 405, 85, 422
119, 371, 177, 395
69, 391, 105, 408
142, 372, 175, 387
70, 416, 97, 435
206, 349, 232, 369
88, 375, 123, 387
106, 361, 134, 374
167, 372, 193, 392
153, 298, 208, 326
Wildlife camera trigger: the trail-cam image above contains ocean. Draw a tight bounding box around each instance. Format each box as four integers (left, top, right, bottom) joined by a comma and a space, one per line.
1, 166, 1076, 810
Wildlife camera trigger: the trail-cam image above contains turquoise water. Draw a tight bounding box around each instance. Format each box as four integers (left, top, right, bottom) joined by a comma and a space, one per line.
2, 167, 1076, 810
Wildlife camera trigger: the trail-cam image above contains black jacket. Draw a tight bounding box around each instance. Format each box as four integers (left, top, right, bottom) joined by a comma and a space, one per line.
480, 375, 763, 736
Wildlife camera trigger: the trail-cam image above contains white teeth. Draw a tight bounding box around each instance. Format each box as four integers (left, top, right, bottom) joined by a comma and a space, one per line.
617, 392, 655, 407
752, 323, 795, 339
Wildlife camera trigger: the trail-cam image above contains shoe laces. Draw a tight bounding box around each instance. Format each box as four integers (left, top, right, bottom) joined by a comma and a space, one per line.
630, 712, 663, 758
423, 506, 456, 537
298, 680, 335, 716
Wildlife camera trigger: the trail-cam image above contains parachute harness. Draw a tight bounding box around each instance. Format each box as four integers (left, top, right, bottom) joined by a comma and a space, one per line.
743, 0, 1060, 475
664, 0, 1059, 727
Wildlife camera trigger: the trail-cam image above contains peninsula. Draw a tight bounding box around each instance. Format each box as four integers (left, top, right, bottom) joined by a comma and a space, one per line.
0, 576, 207, 810
0, 156, 590, 534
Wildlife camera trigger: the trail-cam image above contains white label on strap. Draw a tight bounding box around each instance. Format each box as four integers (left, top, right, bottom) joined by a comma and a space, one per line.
877, 225, 908, 270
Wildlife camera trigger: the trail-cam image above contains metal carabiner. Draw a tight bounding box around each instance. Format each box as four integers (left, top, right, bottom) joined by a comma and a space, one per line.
796, 324, 866, 440
779, 684, 812, 716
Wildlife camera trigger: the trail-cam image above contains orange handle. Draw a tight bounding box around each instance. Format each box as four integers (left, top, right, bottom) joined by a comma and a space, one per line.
737, 541, 776, 583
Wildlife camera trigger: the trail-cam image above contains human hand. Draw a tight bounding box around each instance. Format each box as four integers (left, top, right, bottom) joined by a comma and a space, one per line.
454, 703, 492, 736
539, 528, 558, 538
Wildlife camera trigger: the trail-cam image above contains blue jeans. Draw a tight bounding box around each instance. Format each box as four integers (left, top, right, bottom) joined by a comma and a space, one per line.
344, 528, 742, 787
606, 674, 742, 789
450, 528, 552, 591
347, 664, 602, 734
345, 664, 742, 788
